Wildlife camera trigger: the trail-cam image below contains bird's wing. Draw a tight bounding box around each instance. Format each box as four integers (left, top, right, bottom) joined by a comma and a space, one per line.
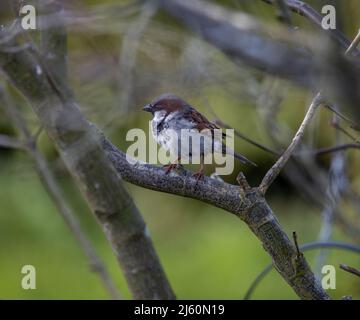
185, 107, 218, 130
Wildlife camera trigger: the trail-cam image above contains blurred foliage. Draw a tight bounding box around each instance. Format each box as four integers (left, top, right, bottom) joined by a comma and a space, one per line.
0, 0, 359, 299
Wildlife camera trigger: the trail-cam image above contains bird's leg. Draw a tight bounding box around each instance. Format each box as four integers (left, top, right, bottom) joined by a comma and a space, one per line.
164, 156, 181, 174
193, 154, 205, 183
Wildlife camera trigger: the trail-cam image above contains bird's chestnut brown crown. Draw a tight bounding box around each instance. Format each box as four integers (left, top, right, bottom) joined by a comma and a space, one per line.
143, 93, 188, 114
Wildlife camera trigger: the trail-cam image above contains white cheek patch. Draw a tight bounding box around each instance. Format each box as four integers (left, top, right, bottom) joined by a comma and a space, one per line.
153, 110, 167, 122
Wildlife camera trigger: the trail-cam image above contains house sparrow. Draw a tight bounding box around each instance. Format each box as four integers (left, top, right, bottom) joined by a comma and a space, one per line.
143, 93, 256, 180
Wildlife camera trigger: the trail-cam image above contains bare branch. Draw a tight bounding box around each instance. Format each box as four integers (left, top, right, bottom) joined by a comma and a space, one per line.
259, 94, 322, 194
205, 103, 279, 155
260, 0, 359, 55
214, 118, 280, 156
101, 135, 330, 300
330, 120, 359, 142
292, 231, 301, 256
340, 264, 360, 278
313, 143, 360, 156
345, 29, 360, 55
324, 103, 360, 132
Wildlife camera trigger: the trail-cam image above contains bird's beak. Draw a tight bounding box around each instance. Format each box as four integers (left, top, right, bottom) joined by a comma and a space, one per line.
143, 104, 152, 112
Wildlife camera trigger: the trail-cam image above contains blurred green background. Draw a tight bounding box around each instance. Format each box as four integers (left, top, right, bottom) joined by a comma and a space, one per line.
0, 0, 359, 299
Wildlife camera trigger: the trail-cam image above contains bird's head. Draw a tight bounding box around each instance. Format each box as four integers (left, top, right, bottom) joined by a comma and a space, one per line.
143, 93, 188, 116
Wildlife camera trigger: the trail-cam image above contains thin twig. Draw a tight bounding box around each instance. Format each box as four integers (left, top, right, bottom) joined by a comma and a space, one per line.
259, 93, 322, 194
345, 29, 360, 55
259, 28, 360, 194
292, 231, 301, 256
206, 100, 279, 156
260, 0, 359, 55
237, 172, 251, 192
325, 104, 360, 131
313, 143, 360, 155
214, 119, 280, 156
340, 264, 360, 278
330, 120, 359, 142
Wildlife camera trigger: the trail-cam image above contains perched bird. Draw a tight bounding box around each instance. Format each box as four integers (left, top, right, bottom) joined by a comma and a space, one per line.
143, 93, 256, 180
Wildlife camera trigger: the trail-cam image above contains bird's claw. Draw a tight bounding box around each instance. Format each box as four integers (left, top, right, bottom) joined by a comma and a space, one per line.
164, 163, 178, 174
192, 170, 204, 184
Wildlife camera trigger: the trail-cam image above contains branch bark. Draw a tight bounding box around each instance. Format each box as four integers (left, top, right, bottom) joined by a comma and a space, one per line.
101, 137, 330, 299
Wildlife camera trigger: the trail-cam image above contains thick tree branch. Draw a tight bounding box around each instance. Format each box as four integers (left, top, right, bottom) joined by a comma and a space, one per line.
0, 31, 174, 301
101, 136, 329, 299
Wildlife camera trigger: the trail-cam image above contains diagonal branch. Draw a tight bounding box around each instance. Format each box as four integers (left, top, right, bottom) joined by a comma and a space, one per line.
313, 143, 360, 155
259, 28, 360, 194
260, 0, 359, 55
101, 135, 330, 300
213, 118, 280, 156
259, 93, 322, 194
340, 264, 360, 278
